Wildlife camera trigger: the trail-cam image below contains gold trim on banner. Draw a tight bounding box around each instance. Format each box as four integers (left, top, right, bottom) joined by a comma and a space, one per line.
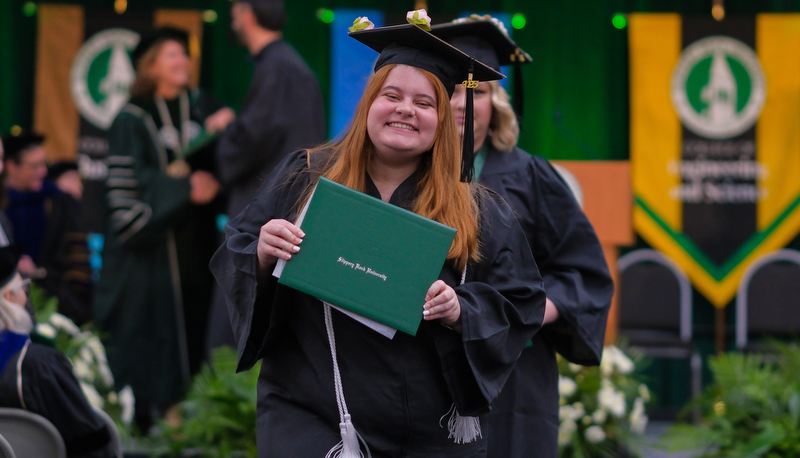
756, 14, 800, 231
34, 4, 84, 162
629, 14, 682, 233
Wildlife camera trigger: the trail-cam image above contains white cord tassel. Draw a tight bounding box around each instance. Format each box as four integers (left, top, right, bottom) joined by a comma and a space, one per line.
323, 303, 369, 458
325, 413, 362, 458
440, 404, 482, 444
438, 267, 482, 444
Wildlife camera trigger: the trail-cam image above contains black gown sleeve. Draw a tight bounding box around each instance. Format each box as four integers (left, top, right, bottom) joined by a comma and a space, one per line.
434, 188, 547, 415
215, 43, 325, 190
17, 344, 112, 457
528, 155, 614, 365
209, 150, 313, 371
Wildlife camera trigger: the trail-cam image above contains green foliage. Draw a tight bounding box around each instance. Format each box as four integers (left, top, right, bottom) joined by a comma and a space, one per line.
558, 345, 651, 458
661, 342, 800, 457
144, 347, 259, 458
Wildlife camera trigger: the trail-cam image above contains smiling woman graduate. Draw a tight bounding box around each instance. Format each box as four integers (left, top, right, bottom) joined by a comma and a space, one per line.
211, 12, 546, 457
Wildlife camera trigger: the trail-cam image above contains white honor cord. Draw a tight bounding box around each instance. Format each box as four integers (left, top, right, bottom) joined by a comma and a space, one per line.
323, 304, 371, 458
154, 90, 190, 153
16, 340, 30, 409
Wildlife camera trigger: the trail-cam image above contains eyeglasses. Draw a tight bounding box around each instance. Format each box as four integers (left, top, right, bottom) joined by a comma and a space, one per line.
19, 160, 47, 170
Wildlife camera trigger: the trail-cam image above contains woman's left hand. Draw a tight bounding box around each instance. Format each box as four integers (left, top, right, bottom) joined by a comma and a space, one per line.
423, 280, 460, 328
204, 107, 236, 133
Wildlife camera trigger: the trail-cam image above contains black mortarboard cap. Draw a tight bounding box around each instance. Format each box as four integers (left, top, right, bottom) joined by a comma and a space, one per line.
350, 24, 504, 98
0, 244, 22, 288
131, 26, 190, 65
431, 17, 532, 123
350, 23, 505, 181
2, 132, 45, 162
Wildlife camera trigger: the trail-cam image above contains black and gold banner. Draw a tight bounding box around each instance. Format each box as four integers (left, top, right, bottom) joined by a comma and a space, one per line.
630, 14, 800, 307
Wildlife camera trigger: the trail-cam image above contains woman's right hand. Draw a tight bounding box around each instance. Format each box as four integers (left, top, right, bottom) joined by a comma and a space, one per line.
257, 219, 304, 274
189, 170, 220, 205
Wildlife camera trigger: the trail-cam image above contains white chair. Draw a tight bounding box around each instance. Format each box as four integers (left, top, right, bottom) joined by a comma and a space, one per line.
0, 433, 16, 458
736, 249, 800, 351
0, 408, 66, 458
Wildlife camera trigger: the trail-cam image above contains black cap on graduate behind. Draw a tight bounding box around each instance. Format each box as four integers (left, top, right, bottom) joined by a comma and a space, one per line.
350, 21, 505, 182
3, 132, 45, 163
131, 26, 189, 65
431, 16, 532, 123
0, 244, 22, 288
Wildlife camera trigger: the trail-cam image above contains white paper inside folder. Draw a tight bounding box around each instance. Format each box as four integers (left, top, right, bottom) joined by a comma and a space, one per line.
272, 183, 398, 340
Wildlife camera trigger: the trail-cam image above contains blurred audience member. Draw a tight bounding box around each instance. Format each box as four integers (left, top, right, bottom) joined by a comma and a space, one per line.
3, 133, 92, 325
48, 161, 84, 201
0, 135, 15, 246
0, 244, 115, 458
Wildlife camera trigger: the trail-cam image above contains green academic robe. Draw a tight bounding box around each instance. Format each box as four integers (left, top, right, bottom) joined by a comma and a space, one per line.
94, 90, 221, 408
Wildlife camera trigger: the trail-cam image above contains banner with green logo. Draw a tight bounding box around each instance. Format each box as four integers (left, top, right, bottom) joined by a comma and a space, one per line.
35, 5, 203, 231
630, 14, 800, 308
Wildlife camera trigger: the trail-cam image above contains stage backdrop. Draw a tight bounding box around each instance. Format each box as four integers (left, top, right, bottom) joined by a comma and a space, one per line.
34, 4, 203, 232
630, 13, 800, 308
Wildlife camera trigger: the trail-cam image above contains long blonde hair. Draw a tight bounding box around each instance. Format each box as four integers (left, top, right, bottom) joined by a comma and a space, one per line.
308, 64, 479, 271
488, 81, 520, 152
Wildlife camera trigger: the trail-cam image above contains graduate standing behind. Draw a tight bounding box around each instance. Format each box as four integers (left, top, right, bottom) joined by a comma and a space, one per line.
211, 13, 545, 457
94, 27, 228, 433
433, 16, 615, 457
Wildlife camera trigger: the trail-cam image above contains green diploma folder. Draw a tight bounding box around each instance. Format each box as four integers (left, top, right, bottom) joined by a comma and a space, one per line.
273, 177, 457, 336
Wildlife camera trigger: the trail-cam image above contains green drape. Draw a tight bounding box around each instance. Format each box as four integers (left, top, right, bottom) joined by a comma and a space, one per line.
2, 0, 800, 159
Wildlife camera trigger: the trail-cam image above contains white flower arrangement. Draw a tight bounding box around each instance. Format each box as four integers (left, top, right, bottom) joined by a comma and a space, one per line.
30, 286, 135, 433
559, 375, 578, 397
557, 345, 650, 457
598, 378, 627, 418
585, 425, 607, 444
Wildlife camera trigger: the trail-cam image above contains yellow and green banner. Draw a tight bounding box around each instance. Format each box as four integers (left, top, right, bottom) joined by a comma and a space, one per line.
630, 14, 800, 308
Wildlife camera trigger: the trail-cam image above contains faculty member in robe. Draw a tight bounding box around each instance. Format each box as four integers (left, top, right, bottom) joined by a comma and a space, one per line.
94, 27, 228, 433
0, 244, 115, 457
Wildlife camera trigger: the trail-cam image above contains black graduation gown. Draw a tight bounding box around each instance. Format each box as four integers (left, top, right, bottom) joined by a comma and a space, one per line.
0, 342, 114, 457
479, 144, 614, 458
210, 150, 546, 457
215, 39, 326, 218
